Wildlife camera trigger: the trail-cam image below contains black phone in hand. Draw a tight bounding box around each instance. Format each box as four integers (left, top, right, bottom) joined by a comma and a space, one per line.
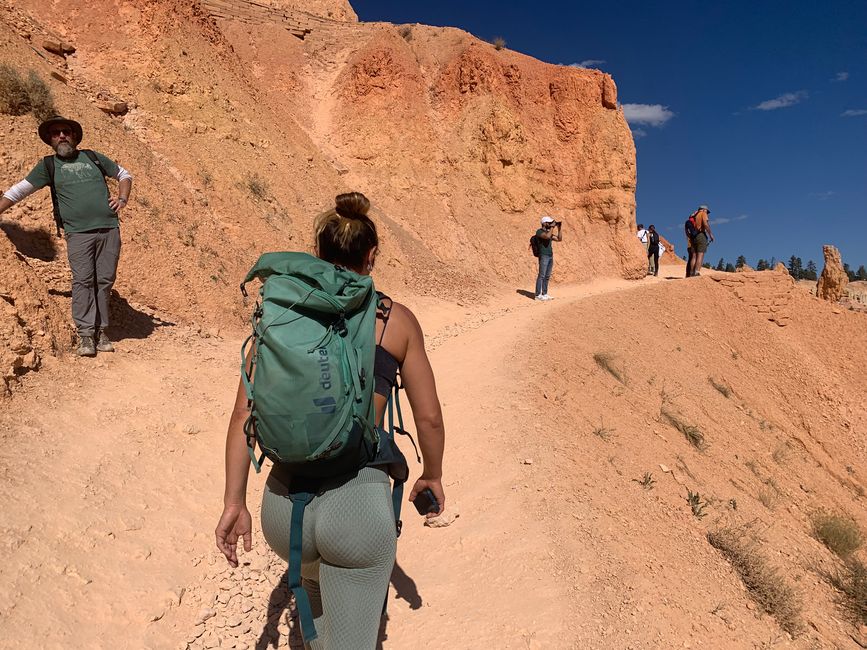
413, 488, 439, 515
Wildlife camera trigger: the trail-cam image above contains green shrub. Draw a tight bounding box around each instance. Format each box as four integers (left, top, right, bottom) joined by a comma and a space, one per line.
25, 70, 55, 121
828, 558, 867, 625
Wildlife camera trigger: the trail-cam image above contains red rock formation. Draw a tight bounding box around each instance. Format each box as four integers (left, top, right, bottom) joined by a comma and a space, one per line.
816, 244, 848, 301
710, 266, 795, 326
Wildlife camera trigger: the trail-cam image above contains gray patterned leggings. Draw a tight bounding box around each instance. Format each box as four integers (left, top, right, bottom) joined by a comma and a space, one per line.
261, 467, 397, 649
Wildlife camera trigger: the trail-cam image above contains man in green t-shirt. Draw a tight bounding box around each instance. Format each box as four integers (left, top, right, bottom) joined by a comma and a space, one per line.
0, 116, 133, 356
534, 216, 563, 300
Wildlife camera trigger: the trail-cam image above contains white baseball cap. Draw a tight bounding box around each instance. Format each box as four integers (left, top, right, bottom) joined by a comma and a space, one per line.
540, 216, 555, 224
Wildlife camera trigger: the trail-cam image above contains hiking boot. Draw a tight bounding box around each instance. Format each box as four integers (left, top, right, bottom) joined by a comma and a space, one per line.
76, 336, 96, 357
96, 331, 115, 353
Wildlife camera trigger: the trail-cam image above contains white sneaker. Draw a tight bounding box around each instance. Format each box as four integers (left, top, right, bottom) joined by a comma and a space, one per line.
535, 295, 545, 301
542, 294, 554, 301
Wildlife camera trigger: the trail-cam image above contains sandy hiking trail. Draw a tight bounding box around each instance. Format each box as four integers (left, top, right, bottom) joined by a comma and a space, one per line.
0, 268, 684, 650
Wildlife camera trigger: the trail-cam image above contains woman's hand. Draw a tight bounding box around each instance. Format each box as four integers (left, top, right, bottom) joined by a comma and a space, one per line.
409, 477, 445, 518
215, 504, 252, 567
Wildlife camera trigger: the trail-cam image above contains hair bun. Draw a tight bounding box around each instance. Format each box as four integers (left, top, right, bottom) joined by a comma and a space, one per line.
335, 192, 371, 220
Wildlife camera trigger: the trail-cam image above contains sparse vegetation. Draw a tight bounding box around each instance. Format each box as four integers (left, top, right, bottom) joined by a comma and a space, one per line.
199, 170, 213, 188
633, 472, 656, 490
661, 408, 706, 451
593, 352, 625, 384
707, 526, 802, 634
811, 513, 863, 558
708, 377, 732, 398
398, 25, 413, 41
686, 489, 709, 518
757, 487, 777, 510
492, 36, 506, 50
243, 173, 269, 200
592, 418, 613, 441
827, 558, 867, 625
0, 65, 55, 120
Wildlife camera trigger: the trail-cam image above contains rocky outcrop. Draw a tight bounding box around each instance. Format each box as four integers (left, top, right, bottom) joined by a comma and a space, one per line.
711, 266, 795, 326
0, 236, 69, 394
816, 244, 848, 302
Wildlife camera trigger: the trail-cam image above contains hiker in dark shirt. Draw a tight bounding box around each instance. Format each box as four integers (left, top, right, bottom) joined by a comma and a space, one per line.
647, 224, 660, 277
0, 116, 132, 356
534, 216, 562, 300
216, 192, 446, 649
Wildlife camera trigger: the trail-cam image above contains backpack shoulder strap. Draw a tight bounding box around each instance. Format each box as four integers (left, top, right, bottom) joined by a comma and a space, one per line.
43, 155, 63, 233
81, 149, 109, 187
376, 291, 394, 345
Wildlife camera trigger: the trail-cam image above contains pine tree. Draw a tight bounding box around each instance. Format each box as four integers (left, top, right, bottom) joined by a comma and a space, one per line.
715, 258, 725, 271
857, 265, 867, 281
756, 259, 769, 271
736, 255, 747, 269
844, 263, 856, 281
788, 256, 803, 280
724, 263, 735, 273
804, 260, 818, 281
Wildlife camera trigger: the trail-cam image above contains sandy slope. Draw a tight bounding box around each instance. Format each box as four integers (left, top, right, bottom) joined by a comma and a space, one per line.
1, 266, 866, 649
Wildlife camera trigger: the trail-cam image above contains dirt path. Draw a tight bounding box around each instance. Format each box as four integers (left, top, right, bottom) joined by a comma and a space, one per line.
0, 270, 676, 650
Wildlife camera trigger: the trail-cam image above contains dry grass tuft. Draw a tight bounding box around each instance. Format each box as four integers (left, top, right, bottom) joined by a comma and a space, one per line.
812, 513, 863, 558
492, 36, 506, 50
593, 352, 625, 384
708, 377, 732, 398
661, 408, 706, 451
0, 65, 55, 120
591, 418, 613, 441
243, 173, 269, 200
707, 526, 802, 635
398, 25, 413, 41
827, 558, 867, 625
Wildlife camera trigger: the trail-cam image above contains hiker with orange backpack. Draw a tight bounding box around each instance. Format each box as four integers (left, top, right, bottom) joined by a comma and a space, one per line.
0, 116, 132, 356
215, 192, 446, 649
687, 205, 714, 276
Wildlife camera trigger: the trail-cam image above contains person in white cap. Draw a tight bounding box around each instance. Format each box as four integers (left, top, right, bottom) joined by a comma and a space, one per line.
534, 216, 562, 300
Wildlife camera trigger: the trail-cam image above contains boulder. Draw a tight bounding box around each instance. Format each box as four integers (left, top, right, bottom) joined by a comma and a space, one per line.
816, 244, 848, 301
42, 39, 75, 56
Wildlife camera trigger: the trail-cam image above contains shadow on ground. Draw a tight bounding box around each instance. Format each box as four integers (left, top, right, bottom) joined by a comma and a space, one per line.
515, 289, 536, 300
108, 291, 174, 341
254, 561, 422, 649
1, 223, 59, 261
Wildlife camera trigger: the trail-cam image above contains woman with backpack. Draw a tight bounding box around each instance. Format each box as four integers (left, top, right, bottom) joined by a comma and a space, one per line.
215, 192, 446, 649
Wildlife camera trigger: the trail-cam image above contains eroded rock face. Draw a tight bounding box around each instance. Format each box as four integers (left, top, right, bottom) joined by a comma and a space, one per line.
0, 237, 69, 393
711, 268, 795, 326
817, 245, 848, 302
271, 0, 357, 21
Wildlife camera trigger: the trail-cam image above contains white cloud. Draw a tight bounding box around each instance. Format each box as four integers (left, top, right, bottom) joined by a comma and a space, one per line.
832, 71, 849, 82
621, 103, 675, 127
570, 59, 606, 69
809, 191, 835, 200
842, 109, 867, 117
631, 127, 648, 138
751, 90, 808, 111
710, 214, 748, 226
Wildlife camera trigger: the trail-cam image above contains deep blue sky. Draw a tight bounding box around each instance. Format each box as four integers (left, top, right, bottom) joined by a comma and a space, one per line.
352, 0, 867, 269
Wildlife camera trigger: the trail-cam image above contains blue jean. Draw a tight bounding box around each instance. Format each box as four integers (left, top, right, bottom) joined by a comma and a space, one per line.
535, 255, 553, 295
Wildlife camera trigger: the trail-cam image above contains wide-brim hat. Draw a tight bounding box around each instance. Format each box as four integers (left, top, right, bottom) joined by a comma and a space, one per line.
540, 216, 555, 224
38, 116, 83, 145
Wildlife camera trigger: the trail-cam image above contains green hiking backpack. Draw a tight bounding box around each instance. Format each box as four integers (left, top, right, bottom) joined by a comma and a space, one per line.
240, 251, 380, 476
240, 251, 414, 644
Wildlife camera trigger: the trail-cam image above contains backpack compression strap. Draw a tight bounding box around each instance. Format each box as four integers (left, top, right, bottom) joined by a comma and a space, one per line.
286, 491, 318, 642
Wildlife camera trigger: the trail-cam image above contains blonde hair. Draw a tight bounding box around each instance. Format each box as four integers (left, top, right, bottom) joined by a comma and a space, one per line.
314, 192, 379, 270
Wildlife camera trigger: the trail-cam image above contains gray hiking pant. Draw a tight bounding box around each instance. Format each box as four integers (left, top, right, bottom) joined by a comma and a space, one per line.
65, 227, 121, 337
261, 467, 396, 649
